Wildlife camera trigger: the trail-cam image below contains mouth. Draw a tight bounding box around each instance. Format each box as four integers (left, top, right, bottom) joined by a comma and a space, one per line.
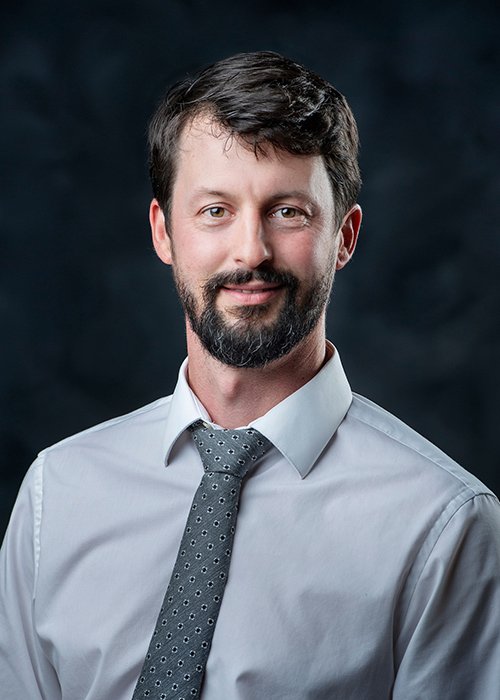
220, 283, 284, 306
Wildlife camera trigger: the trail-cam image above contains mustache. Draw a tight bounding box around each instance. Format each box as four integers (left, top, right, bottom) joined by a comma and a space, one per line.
202, 267, 299, 297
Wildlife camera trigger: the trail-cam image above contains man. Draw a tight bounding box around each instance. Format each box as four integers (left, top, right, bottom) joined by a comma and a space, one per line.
1, 51, 499, 699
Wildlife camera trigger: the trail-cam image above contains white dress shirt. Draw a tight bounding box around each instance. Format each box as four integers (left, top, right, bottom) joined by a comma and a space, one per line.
1, 344, 500, 699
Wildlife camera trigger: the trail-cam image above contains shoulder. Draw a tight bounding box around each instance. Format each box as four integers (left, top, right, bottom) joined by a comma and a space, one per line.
37, 394, 174, 469
341, 392, 494, 499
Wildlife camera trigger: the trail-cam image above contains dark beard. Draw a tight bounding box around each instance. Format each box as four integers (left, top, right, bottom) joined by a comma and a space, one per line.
173, 267, 332, 368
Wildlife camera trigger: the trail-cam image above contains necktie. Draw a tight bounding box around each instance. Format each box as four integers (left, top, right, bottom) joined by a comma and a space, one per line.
132, 420, 272, 700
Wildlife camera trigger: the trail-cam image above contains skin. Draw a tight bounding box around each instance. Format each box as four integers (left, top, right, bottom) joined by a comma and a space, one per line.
151, 117, 362, 428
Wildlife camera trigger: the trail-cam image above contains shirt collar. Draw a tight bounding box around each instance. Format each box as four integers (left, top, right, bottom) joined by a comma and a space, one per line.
163, 342, 352, 479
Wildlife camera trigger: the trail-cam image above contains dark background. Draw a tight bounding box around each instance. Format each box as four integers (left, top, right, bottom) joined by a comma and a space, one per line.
1, 0, 499, 540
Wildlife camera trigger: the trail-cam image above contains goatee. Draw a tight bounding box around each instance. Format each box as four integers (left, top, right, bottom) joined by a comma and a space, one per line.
173, 266, 332, 368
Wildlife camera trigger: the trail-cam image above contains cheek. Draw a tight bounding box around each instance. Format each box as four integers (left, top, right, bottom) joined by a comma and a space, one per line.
173, 238, 228, 283
281, 237, 337, 278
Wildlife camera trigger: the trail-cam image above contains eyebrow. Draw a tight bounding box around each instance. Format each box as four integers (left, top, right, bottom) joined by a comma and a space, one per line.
191, 187, 319, 207
190, 188, 230, 200
270, 190, 318, 205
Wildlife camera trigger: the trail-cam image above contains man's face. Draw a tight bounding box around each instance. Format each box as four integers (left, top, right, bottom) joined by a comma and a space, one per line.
154, 117, 353, 368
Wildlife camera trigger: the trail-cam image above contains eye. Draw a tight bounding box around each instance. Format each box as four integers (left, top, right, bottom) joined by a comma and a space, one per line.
203, 206, 227, 218
274, 207, 299, 219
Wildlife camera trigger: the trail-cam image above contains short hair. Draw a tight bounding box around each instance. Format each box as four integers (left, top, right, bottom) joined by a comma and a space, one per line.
148, 51, 361, 229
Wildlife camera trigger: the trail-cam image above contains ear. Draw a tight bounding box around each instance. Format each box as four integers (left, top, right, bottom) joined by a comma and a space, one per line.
150, 199, 172, 265
336, 204, 362, 270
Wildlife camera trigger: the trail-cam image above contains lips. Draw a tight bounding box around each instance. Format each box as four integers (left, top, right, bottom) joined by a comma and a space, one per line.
223, 282, 282, 293
220, 283, 284, 306
202, 269, 297, 308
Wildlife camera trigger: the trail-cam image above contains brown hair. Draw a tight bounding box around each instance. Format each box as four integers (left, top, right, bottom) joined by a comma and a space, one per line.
148, 51, 361, 228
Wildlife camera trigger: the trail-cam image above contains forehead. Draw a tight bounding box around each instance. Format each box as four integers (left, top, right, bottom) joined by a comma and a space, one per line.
173, 117, 334, 206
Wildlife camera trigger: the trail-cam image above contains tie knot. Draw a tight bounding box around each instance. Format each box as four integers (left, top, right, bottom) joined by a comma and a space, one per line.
190, 420, 272, 479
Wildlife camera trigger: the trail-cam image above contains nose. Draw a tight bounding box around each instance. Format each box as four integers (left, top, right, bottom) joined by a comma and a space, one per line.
231, 211, 272, 269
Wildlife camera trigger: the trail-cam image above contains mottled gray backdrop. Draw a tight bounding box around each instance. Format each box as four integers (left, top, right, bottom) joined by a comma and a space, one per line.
1, 0, 499, 539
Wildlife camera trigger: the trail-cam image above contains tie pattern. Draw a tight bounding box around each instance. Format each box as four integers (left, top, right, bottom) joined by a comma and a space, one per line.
132, 420, 272, 700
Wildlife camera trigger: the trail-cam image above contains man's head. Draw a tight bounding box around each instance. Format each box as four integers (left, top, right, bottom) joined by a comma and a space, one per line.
149, 52, 362, 369
148, 51, 361, 232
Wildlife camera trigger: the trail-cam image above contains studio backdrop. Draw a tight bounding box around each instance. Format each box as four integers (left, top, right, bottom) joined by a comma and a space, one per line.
1, 0, 499, 539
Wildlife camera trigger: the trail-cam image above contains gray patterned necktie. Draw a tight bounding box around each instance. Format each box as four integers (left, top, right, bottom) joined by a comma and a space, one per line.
132, 420, 272, 700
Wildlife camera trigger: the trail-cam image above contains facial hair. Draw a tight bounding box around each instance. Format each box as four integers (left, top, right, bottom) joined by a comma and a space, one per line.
172, 264, 334, 368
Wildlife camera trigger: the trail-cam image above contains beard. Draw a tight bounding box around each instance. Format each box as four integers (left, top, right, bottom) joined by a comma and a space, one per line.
172, 264, 334, 369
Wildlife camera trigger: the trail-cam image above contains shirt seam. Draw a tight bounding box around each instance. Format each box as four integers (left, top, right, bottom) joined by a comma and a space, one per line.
349, 408, 489, 497
32, 454, 44, 597
395, 492, 497, 650
39, 395, 173, 457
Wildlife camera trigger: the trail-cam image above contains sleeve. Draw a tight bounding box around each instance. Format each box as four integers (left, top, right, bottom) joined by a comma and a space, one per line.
0, 456, 59, 699
393, 493, 500, 700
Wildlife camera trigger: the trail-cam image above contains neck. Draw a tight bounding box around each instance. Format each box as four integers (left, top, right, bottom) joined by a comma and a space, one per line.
185, 319, 329, 428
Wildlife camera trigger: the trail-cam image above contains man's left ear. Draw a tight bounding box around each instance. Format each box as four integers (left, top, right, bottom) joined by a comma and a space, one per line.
336, 204, 362, 270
